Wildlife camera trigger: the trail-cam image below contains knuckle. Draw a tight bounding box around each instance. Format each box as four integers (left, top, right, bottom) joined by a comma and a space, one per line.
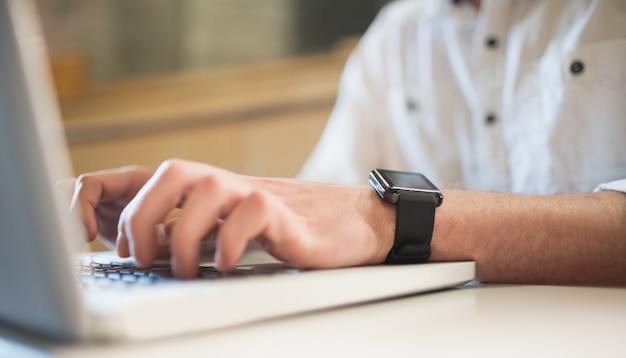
124, 164, 149, 173
196, 174, 223, 192
74, 173, 96, 188
156, 158, 186, 178
247, 190, 273, 211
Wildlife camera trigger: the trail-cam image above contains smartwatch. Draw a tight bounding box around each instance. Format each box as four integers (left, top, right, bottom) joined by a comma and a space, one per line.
368, 169, 443, 264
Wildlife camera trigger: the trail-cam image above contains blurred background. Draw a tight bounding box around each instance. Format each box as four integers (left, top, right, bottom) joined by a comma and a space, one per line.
36, 0, 389, 178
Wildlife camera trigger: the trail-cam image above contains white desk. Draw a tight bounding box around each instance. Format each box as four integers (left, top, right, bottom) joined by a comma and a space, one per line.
1, 284, 625, 357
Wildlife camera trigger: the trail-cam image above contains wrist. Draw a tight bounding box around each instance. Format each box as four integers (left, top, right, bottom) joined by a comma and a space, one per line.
429, 189, 477, 262
361, 188, 396, 264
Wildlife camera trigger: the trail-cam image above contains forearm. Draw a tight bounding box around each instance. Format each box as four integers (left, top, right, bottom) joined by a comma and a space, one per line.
430, 190, 626, 286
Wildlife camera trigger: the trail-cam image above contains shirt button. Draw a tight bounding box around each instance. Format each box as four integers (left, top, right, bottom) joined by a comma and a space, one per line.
485, 113, 497, 125
486, 36, 498, 49
570, 60, 584, 75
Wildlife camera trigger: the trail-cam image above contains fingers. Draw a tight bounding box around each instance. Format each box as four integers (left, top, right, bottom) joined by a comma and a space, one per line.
118, 159, 302, 278
169, 175, 246, 277
69, 159, 317, 280
163, 210, 218, 259
215, 191, 275, 271
118, 160, 244, 268
216, 190, 310, 271
117, 162, 187, 265
70, 166, 152, 242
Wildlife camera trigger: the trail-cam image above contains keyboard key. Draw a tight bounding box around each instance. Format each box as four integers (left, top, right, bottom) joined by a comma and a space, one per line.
75, 255, 302, 290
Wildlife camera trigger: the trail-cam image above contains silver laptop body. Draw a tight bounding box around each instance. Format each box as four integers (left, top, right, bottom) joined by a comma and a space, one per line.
0, 0, 475, 342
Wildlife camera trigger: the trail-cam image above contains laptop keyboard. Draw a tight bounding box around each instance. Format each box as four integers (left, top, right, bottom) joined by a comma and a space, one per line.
75, 255, 301, 290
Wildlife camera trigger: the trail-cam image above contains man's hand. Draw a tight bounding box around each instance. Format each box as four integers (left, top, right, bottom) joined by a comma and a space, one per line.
70, 159, 396, 278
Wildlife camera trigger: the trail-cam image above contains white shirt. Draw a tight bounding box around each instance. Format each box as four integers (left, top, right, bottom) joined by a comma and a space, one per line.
298, 0, 626, 194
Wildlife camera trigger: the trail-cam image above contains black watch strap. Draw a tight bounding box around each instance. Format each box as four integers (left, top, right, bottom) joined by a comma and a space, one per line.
385, 191, 437, 264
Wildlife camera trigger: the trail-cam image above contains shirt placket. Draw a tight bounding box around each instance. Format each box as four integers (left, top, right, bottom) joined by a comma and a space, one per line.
470, 0, 513, 190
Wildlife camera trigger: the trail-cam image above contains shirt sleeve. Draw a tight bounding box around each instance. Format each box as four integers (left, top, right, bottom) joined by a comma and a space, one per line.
297, 5, 396, 185
594, 179, 626, 193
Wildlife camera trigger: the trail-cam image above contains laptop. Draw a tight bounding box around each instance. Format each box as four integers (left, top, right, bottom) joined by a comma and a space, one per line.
0, 0, 475, 343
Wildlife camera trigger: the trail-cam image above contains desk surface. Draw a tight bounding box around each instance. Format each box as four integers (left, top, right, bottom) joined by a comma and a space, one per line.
1, 284, 625, 357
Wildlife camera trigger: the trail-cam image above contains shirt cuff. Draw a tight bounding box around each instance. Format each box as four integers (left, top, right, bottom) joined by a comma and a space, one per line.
594, 179, 626, 193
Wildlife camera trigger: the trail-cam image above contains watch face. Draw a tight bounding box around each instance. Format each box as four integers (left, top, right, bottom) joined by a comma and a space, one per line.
382, 171, 437, 191
370, 169, 443, 206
